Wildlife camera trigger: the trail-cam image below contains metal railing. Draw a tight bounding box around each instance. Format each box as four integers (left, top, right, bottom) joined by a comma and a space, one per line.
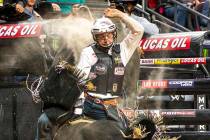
142, 0, 210, 32
145, 8, 191, 32
170, 0, 210, 22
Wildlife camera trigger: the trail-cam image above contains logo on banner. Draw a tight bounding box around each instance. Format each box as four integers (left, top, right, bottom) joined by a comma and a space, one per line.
180, 58, 206, 64
154, 58, 180, 64
139, 36, 191, 51
141, 80, 168, 88
140, 59, 154, 65
168, 80, 194, 88
161, 111, 196, 117
0, 23, 42, 38
197, 95, 206, 109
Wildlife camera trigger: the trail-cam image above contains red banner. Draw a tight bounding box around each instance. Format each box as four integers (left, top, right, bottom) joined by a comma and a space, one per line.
139, 36, 191, 51
180, 58, 206, 64
0, 23, 42, 38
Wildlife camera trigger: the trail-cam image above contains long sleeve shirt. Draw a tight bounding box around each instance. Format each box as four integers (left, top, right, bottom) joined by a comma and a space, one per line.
77, 16, 144, 98
131, 14, 159, 35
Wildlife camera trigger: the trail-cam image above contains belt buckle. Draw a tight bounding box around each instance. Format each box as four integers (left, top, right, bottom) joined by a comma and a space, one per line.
94, 98, 101, 104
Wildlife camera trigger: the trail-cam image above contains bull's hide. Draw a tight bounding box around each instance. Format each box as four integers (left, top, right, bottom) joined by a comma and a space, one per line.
54, 120, 125, 140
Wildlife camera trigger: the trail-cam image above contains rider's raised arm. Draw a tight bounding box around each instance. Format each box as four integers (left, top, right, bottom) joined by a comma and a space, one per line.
104, 8, 144, 35
131, 15, 159, 35
104, 8, 144, 66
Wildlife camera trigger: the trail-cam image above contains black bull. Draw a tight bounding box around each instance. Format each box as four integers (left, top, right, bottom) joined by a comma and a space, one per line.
40, 63, 157, 140
54, 118, 157, 140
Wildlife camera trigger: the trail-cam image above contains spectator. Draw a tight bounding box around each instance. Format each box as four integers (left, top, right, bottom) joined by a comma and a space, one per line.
46, 0, 85, 16
164, 0, 209, 30
148, 0, 158, 10
194, 0, 209, 28
77, 5, 94, 20
164, 0, 193, 28
16, 0, 42, 21
67, 4, 94, 21
16, 0, 61, 19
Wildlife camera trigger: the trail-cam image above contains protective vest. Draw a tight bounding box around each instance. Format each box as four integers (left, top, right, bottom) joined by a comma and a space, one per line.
87, 44, 125, 96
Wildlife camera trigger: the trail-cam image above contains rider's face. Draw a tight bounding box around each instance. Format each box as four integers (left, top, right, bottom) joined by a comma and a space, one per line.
96, 32, 114, 48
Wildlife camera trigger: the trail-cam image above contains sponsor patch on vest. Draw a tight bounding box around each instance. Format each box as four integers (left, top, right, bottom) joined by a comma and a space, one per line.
113, 83, 118, 93
95, 63, 107, 75
114, 57, 122, 64
114, 67, 125, 75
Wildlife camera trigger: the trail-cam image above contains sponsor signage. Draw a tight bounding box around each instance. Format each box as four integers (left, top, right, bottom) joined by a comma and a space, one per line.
168, 80, 194, 88
197, 95, 206, 131
139, 36, 191, 51
140, 80, 194, 89
140, 59, 155, 65
141, 80, 168, 88
161, 111, 196, 117
180, 58, 206, 64
140, 58, 207, 65
0, 23, 42, 38
154, 58, 180, 65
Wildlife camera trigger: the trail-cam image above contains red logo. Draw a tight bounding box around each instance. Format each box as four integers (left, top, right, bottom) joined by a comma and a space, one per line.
180, 58, 206, 64
0, 23, 42, 38
141, 80, 168, 88
161, 111, 196, 117
139, 36, 191, 51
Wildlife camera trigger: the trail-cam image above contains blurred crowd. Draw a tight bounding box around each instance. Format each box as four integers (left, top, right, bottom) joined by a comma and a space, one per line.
1, 0, 209, 32
0, 0, 89, 22
148, 0, 210, 31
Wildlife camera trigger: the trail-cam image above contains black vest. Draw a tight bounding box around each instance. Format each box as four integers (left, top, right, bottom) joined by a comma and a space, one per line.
87, 44, 125, 96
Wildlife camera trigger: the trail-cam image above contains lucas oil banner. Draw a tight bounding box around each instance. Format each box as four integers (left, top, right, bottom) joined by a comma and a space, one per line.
139, 31, 210, 80
0, 23, 42, 38
139, 31, 207, 58
139, 36, 191, 51
0, 23, 47, 75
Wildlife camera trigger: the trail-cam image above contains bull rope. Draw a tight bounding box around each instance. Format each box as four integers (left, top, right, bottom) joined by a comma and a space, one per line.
26, 74, 44, 103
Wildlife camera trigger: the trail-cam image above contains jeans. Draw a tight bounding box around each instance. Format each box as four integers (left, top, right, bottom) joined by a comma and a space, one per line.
35, 113, 54, 140
83, 100, 107, 120
165, 5, 188, 27
198, 0, 209, 27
